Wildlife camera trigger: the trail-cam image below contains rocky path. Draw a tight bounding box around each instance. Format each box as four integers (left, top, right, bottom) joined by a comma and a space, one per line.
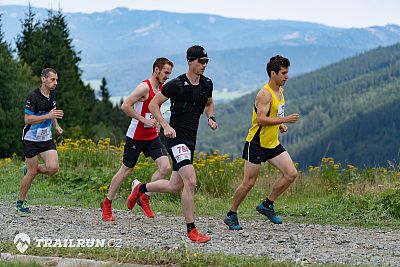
1, 203, 399, 266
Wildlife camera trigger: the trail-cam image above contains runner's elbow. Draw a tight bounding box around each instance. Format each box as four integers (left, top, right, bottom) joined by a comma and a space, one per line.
256, 118, 266, 126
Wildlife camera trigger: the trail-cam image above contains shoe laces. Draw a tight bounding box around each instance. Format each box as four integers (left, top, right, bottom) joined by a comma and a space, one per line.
21, 200, 29, 209
188, 228, 210, 241
189, 228, 202, 237
230, 213, 239, 223
140, 195, 150, 208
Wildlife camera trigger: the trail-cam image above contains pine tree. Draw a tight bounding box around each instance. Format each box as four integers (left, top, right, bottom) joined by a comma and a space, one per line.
91, 77, 127, 144
98, 77, 110, 102
16, 4, 41, 70
0, 14, 35, 157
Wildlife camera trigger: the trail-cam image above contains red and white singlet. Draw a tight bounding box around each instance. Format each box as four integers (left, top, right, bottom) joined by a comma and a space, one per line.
126, 80, 162, 140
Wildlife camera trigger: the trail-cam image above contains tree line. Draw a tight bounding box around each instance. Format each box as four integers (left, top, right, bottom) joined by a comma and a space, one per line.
0, 7, 130, 158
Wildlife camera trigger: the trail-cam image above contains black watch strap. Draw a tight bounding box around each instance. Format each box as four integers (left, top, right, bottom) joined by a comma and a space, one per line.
208, 116, 216, 122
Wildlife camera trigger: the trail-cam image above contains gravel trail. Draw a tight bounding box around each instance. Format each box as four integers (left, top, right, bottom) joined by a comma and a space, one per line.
1, 203, 399, 266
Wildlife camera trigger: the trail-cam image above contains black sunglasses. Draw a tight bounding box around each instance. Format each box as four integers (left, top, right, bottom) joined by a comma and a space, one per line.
188, 57, 209, 64
197, 57, 209, 64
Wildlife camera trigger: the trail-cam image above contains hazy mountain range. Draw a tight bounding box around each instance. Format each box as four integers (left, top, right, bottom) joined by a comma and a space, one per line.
2, 5, 400, 98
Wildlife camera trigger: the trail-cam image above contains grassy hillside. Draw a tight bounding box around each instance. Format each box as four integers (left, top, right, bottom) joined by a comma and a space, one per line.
197, 43, 400, 167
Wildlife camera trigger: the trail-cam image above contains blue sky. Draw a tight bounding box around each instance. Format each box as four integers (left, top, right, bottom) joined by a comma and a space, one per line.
1, 0, 400, 28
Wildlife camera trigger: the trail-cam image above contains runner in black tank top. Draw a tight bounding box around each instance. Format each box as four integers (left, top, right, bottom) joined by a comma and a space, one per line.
128, 45, 218, 243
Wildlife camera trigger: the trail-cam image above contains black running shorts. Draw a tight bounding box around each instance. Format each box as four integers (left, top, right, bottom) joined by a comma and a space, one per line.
166, 139, 195, 171
242, 142, 286, 164
23, 139, 57, 158
123, 136, 168, 168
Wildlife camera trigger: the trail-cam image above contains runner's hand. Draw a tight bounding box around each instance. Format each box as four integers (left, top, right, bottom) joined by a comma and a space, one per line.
208, 119, 218, 130
55, 125, 63, 135
284, 113, 299, 123
279, 124, 288, 133
163, 124, 176, 138
48, 108, 64, 119
156, 122, 161, 134
143, 118, 158, 128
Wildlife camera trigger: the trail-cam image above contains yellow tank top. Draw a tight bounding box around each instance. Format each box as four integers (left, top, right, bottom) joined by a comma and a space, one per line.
245, 83, 285, 148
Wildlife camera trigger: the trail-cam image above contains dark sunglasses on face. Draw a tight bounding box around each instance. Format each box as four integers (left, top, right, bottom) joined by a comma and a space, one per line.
188, 57, 209, 64
197, 57, 209, 65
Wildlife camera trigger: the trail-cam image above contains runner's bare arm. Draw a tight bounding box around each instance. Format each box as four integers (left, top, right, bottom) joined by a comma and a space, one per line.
149, 93, 176, 138
52, 118, 63, 135
205, 97, 218, 130
121, 82, 156, 127
25, 108, 63, 124
256, 90, 299, 126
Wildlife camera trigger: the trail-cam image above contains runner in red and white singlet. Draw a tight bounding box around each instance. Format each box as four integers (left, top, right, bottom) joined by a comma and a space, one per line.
126, 79, 160, 140
101, 57, 174, 221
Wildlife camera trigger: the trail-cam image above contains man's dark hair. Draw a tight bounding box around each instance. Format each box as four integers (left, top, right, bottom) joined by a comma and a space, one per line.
266, 55, 290, 78
41, 68, 57, 78
153, 57, 174, 73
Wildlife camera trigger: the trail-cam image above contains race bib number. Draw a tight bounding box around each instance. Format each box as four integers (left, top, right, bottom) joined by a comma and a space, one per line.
144, 112, 154, 128
36, 127, 51, 140
171, 144, 191, 163
277, 104, 285, 118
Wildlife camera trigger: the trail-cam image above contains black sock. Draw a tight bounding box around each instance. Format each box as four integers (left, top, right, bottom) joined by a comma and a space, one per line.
227, 210, 237, 217
139, 184, 148, 193
17, 200, 23, 204
187, 222, 196, 232
263, 198, 274, 208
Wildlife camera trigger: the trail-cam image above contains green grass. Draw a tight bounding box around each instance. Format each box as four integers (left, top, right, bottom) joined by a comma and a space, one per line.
0, 242, 355, 267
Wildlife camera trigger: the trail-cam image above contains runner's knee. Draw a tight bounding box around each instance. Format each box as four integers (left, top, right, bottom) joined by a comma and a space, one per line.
184, 178, 196, 192
123, 168, 133, 178
242, 177, 257, 190
27, 168, 38, 177
158, 163, 171, 176
47, 165, 59, 175
285, 169, 298, 182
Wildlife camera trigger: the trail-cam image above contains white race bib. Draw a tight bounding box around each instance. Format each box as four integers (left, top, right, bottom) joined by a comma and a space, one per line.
144, 112, 154, 128
277, 104, 285, 118
36, 127, 51, 140
171, 144, 191, 163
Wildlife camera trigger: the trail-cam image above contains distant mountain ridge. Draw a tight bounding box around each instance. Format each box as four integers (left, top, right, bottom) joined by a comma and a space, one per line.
2, 5, 400, 96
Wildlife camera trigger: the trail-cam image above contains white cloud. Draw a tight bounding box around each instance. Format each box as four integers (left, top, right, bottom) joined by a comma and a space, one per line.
283, 32, 300, 40
134, 22, 161, 35
10, 12, 19, 18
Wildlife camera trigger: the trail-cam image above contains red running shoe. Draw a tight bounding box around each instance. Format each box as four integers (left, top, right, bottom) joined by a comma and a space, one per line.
137, 194, 154, 218
187, 228, 211, 243
100, 197, 115, 221
127, 179, 142, 210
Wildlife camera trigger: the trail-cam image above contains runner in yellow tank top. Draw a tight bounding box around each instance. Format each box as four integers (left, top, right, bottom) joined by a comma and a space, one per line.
224, 55, 300, 229
246, 83, 285, 148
